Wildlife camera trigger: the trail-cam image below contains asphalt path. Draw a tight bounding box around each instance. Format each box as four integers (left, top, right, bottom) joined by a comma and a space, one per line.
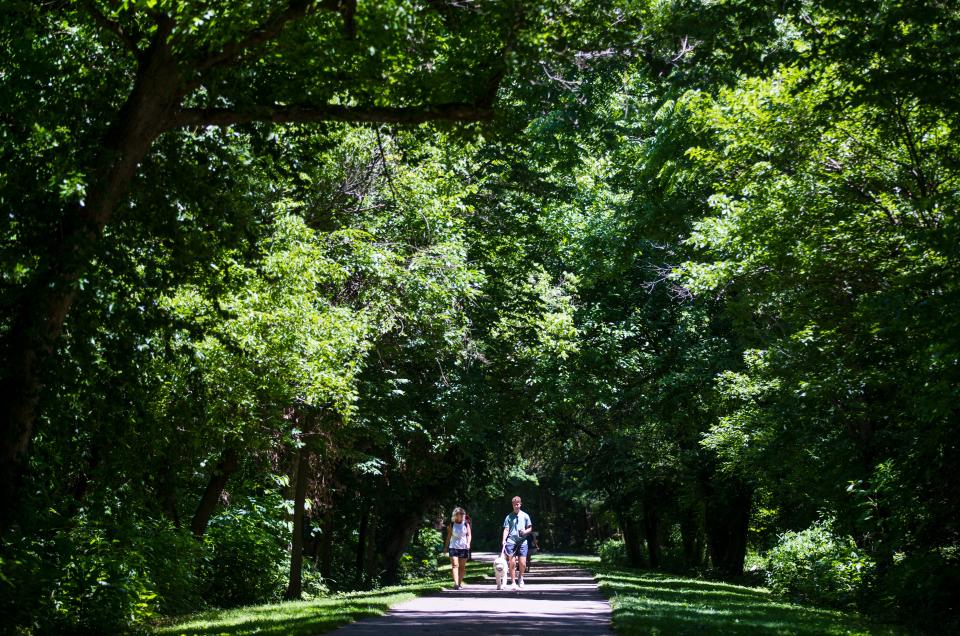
331, 552, 614, 635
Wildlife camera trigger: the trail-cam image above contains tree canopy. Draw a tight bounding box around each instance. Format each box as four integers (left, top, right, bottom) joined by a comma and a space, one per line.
1, 0, 958, 633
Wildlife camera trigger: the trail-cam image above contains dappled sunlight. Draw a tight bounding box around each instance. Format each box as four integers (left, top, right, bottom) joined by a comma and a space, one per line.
154, 562, 492, 636
3, 2, 955, 634
599, 566, 905, 636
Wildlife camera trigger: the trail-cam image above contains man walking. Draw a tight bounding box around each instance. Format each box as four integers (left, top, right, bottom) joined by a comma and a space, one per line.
501, 496, 533, 591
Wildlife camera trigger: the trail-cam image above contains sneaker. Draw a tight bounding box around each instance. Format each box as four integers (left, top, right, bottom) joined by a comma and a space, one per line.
518, 577, 525, 588
511, 582, 519, 591
454, 584, 462, 590
496, 583, 502, 590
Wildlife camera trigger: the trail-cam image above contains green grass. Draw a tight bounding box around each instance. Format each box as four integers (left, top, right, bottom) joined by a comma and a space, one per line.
152, 560, 486, 636
537, 555, 909, 636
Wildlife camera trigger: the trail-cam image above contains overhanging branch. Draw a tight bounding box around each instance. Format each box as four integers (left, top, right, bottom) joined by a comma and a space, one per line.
170, 102, 495, 128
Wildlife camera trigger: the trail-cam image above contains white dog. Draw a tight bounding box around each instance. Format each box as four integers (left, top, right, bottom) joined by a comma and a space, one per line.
493, 555, 508, 590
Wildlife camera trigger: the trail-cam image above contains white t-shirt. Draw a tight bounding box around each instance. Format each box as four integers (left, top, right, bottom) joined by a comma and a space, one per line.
449, 520, 469, 549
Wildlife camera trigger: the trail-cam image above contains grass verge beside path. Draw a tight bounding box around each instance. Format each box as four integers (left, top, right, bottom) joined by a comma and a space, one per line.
537, 555, 908, 636
152, 560, 486, 636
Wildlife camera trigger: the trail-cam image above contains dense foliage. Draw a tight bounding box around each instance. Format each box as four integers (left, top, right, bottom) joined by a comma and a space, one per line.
1, 0, 957, 633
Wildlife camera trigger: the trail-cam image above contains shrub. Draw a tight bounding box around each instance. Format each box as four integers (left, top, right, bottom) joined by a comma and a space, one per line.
400, 526, 443, 579
1, 530, 57, 634
599, 538, 629, 567
767, 518, 873, 608
1, 514, 161, 635
138, 519, 204, 616
54, 530, 158, 634
300, 560, 330, 599
200, 496, 288, 607
873, 548, 960, 629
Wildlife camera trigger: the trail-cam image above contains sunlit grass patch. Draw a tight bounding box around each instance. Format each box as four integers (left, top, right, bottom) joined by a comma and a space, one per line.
601, 571, 907, 635
537, 555, 907, 636
153, 560, 487, 636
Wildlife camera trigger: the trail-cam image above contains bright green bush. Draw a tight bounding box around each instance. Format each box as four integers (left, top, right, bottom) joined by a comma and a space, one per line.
300, 560, 330, 599
599, 538, 629, 567
400, 526, 443, 579
200, 497, 288, 607
767, 519, 873, 608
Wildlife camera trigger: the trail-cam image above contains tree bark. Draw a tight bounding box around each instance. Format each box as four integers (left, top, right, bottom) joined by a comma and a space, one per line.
379, 505, 431, 585
319, 500, 336, 581
619, 511, 645, 567
680, 503, 705, 568
173, 103, 494, 127
284, 447, 310, 600
643, 495, 662, 569
190, 447, 239, 537
365, 507, 379, 580
356, 502, 369, 578
705, 479, 753, 577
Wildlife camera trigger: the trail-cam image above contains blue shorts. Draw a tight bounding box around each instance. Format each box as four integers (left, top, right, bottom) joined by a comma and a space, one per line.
504, 540, 528, 557
449, 548, 469, 558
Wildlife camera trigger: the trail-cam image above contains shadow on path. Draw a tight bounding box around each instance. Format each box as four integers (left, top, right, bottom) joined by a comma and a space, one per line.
332, 552, 614, 635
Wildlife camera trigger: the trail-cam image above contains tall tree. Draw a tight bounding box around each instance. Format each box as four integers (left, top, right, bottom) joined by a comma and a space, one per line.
0, 0, 516, 527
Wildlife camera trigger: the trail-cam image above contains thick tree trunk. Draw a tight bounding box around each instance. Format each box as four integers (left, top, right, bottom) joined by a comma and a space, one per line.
190, 447, 239, 537
0, 28, 184, 531
680, 504, 704, 568
620, 512, 645, 567
379, 503, 432, 585
285, 447, 310, 600
705, 479, 753, 577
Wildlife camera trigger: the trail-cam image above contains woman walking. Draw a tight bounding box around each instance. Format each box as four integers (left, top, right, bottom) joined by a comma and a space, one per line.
446, 507, 471, 590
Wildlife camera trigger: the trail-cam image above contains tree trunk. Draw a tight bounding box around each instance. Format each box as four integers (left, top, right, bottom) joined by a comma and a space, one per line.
680, 503, 704, 568
285, 447, 310, 600
0, 27, 184, 531
705, 479, 753, 577
379, 506, 430, 585
319, 501, 336, 581
356, 502, 369, 577
643, 496, 662, 569
190, 447, 239, 537
365, 509, 378, 580
620, 512, 645, 567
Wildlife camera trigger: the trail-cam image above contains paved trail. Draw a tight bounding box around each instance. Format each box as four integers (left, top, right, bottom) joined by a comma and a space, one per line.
333, 552, 614, 635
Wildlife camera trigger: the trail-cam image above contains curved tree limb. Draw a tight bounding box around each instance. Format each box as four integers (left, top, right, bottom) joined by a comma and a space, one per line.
171, 102, 496, 128
80, 0, 141, 56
